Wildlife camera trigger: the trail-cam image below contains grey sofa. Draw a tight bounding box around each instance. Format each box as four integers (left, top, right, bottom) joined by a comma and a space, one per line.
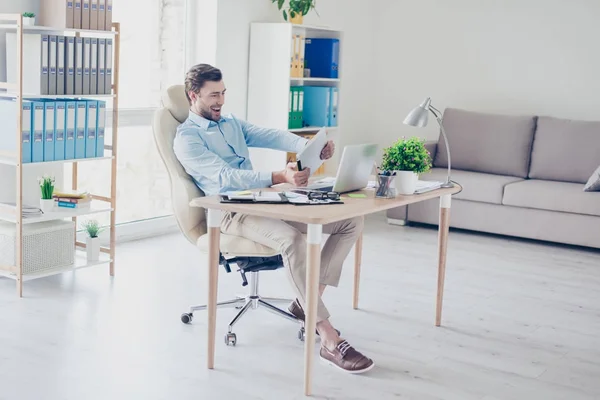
386, 108, 600, 249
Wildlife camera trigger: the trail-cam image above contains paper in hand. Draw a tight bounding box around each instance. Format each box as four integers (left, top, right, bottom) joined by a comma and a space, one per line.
296, 127, 327, 176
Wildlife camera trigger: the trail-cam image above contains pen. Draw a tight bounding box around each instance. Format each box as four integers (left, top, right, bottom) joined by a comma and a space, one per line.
297, 160, 303, 171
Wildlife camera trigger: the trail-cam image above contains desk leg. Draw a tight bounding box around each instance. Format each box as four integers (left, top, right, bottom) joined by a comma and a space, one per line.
436, 195, 451, 327
304, 223, 322, 396
207, 209, 221, 369
352, 229, 363, 310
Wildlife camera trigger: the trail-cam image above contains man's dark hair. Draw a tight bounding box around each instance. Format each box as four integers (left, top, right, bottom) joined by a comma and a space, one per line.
184, 64, 223, 104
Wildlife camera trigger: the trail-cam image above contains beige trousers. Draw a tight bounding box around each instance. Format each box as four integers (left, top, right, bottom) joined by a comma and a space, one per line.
221, 212, 364, 322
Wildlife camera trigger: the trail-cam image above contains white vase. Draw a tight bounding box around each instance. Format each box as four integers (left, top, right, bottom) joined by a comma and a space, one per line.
395, 171, 418, 195
86, 236, 100, 262
40, 198, 54, 213
23, 17, 35, 26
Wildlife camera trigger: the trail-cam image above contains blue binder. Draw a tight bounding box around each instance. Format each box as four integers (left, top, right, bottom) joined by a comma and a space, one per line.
31, 101, 45, 163
42, 100, 55, 161
328, 87, 338, 127
302, 86, 330, 127
54, 101, 66, 161
96, 101, 106, 157
304, 38, 340, 79
75, 100, 87, 159
85, 100, 97, 158
64, 101, 76, 160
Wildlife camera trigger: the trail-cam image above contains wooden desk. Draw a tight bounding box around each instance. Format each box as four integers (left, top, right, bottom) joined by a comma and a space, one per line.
190, 184, 462, 396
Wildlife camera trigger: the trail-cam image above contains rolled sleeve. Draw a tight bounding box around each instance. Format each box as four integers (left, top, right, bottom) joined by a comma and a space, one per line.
240, 118, 309, 152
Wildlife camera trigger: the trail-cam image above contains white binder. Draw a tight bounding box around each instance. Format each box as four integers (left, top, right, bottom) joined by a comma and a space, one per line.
57, 36, 65, 95
105, 38, 112, 94
66, 37, 75, 94
98, 38, 106, 94
90, 38, 98, 94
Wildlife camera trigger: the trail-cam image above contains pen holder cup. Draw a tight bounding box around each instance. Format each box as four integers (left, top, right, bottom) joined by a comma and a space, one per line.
375, 174, 396, 198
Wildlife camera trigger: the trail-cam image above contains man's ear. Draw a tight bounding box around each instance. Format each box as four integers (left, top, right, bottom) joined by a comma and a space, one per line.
188, 90, 198, 102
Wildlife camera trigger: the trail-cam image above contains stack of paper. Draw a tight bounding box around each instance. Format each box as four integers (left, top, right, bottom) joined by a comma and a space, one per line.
415, 180, 443, 194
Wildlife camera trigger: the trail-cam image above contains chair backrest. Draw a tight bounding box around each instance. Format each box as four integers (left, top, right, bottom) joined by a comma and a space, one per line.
152, 85, 207, 245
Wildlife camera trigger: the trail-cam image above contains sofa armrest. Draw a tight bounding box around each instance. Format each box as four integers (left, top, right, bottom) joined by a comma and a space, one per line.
425, 140, 438, 162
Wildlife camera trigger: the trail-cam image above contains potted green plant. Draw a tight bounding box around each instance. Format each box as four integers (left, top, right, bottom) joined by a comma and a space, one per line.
38, 175, 55, 212
272, 0, 318, 24
380, 136, 432, 195
22, 12, 35, 26
82, 219, 102, 261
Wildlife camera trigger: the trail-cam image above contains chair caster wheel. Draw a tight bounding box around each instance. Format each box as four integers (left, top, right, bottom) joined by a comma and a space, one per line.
225, 332, 237, 346
181, 313, 193, 324
298, 327, 305, 342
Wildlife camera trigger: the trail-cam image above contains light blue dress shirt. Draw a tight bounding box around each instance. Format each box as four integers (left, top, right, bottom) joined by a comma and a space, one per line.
173, 110, 308, 197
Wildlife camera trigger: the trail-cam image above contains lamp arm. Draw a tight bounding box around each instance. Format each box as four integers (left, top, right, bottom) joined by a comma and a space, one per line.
436, 117, 453, 188
428, 104, 443, 119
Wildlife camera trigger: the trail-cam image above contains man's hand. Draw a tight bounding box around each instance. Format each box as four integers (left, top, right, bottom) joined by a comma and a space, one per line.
272, 162, 310, 186
320, 140, 335, 160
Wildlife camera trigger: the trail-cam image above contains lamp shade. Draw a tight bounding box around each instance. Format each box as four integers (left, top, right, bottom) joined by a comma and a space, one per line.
403, 97, 432, 127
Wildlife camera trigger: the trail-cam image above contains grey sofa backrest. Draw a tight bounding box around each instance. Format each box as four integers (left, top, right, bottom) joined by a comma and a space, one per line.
434, 108, 537, 178
528, 116, 600, 184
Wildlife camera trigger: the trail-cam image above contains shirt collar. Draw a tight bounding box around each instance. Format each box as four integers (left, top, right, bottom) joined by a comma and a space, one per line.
188, 109, 226, 129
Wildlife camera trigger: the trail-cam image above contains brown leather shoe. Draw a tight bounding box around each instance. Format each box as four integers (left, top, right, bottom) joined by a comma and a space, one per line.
288, 299, 341, 336
320, 340, 375, 374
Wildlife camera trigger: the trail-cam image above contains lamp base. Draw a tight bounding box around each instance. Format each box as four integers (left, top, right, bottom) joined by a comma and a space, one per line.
441, 180, 454, 188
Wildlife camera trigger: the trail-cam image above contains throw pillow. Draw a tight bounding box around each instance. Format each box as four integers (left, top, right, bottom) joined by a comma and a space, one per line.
584, 165, 600, 192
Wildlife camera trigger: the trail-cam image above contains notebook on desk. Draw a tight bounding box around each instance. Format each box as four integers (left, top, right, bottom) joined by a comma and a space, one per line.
219, 192, 288, 204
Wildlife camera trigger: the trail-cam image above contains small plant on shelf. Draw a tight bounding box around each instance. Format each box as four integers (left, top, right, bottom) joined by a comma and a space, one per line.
38, 175, 55, 212
272, 0, 318, 23
82, 219, 103, 261
82, 219, 102, 238
22, 12, 36, 26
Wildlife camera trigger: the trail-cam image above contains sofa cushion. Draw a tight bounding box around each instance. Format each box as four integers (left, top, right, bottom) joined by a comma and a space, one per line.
584, 165, 600, 192
529, 116, 600, 184
420, 167, 523, 204
434, 108, 536, 178
503, 180, 600, 217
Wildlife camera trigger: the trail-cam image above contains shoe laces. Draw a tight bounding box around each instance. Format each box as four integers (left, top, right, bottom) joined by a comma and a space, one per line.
337, 340, 352, 357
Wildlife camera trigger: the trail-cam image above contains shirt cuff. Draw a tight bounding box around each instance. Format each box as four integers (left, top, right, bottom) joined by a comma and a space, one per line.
258, 171, 273, 187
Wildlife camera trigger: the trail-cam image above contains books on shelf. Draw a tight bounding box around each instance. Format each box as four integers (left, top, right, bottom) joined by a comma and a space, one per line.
0, 97, 106, 164
5, 32, 113, 96
39, 0, 113, 31
53, 190, 91, 209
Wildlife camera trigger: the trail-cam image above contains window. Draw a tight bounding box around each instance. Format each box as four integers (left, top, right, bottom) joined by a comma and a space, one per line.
66, 0, 187, 229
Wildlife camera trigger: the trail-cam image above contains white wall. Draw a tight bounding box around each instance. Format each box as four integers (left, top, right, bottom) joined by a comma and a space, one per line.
375, 0, 600, 147
215, 0, 376, 170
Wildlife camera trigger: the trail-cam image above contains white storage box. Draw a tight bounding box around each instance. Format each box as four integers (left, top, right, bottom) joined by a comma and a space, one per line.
0, 220, 75, 275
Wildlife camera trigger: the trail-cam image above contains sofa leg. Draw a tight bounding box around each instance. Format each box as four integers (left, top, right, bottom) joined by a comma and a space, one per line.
387, 218, 407, 226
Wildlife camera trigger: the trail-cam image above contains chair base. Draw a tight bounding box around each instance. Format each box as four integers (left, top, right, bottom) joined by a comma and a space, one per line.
180, 271, 303, 346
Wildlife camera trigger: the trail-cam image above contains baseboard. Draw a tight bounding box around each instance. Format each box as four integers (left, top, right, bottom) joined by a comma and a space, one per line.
81, 215, 179, 246
387, 218, 407, 226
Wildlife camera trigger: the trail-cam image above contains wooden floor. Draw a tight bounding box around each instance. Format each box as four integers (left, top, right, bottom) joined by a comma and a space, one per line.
1, 213, 599, 400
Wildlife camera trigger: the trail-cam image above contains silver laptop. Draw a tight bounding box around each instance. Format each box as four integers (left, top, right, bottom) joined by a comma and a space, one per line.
305, 143, 379, 193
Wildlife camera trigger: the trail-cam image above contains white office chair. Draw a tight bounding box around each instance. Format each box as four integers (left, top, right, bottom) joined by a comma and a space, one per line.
152, 85, 301, 346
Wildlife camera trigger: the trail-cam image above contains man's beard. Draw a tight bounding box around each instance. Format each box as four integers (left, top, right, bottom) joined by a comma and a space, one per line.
200, 107, 216, 121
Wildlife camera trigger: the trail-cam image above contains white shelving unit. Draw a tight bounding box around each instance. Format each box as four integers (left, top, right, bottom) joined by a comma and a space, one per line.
0, 14, 121, 296
247, 22, 343, 176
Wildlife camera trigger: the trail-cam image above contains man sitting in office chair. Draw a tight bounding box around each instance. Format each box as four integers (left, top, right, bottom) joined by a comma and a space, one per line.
173, 63, 374, 374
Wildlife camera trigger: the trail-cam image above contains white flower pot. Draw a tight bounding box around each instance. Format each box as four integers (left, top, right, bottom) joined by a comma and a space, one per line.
23, 17, 35, 26
395, 171, 418, 195
86, 236, 100, 262
40, 199, 54, 213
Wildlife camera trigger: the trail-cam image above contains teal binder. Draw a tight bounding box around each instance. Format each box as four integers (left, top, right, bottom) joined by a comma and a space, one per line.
65, 101, 76, 159
75, 100, 87, 159
54, 101, 66, 160
85, 100, 97, 158
96, 100, 106, 157
31, 101, 45, 163
43, 100, 55, 162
